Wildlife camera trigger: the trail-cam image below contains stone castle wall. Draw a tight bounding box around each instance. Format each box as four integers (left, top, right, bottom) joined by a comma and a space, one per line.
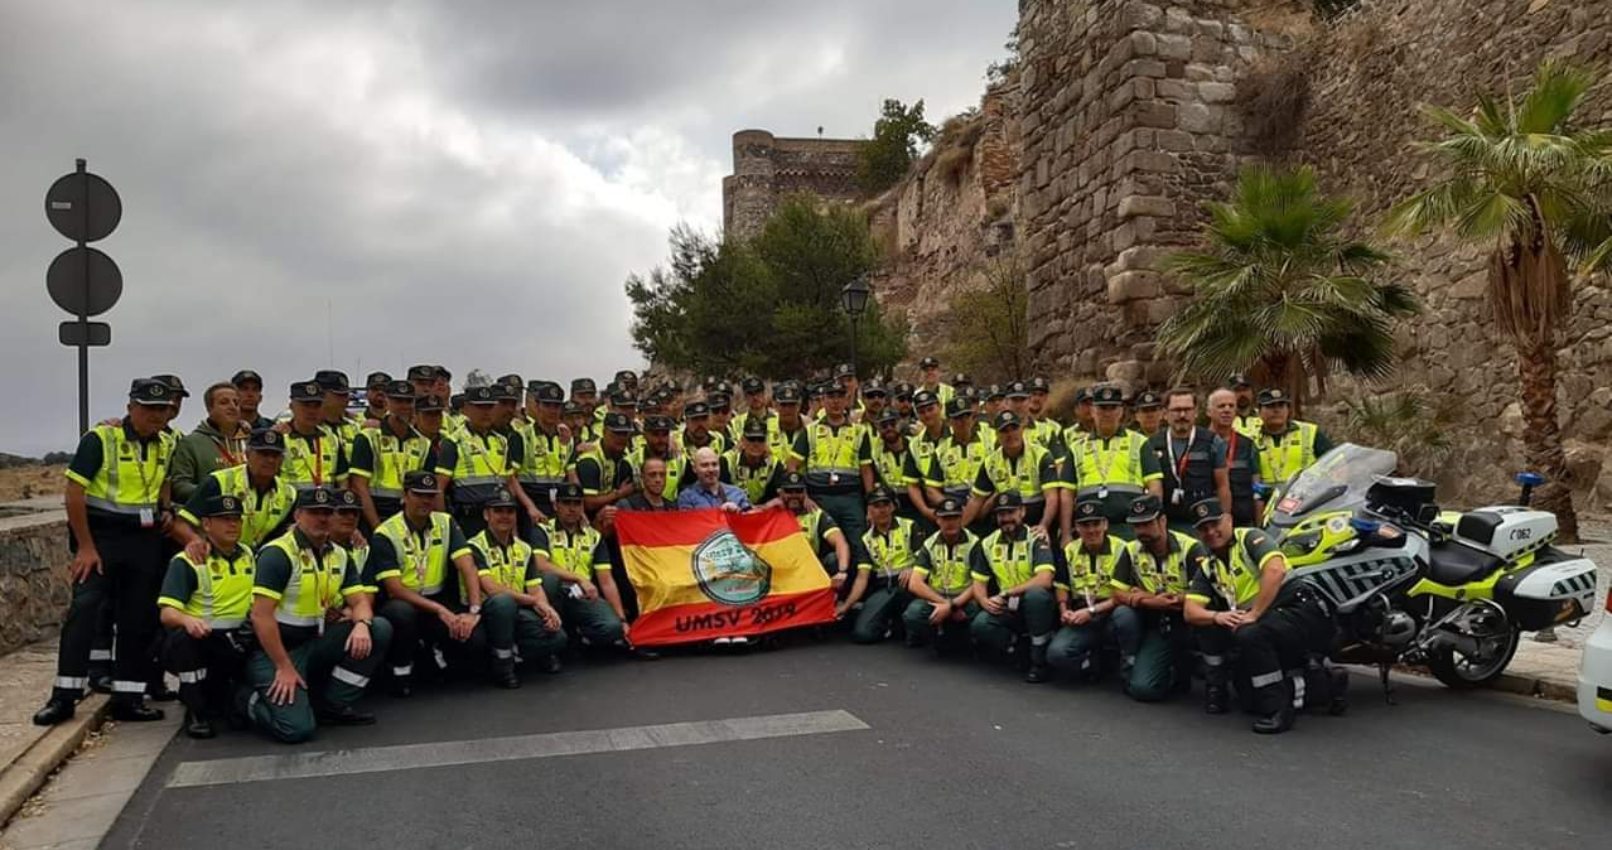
1017, 0, 1289, 386
869, 81, 1022, 367
722, 131, 866, 240
1296, 0, 1612, 504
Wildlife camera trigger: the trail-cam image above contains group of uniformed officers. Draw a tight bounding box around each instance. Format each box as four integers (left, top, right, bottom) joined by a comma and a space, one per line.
34, 356, 1344, 741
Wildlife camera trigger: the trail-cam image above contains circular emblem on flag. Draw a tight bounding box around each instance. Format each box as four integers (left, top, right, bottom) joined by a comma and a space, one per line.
691, 529, 772, 606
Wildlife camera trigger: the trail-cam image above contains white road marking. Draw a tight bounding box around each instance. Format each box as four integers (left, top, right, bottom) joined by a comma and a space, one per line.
165, 709, 869, 788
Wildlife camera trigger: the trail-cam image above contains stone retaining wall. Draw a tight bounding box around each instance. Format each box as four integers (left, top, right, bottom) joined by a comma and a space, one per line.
0, 505, 70, 657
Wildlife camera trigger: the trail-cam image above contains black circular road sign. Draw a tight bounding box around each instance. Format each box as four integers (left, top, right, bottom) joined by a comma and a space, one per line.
45, 170, 122, 243
46, 247, 123, 317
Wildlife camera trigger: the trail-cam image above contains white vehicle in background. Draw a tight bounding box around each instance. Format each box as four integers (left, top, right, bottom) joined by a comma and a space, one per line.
1579, 587, 1612, 734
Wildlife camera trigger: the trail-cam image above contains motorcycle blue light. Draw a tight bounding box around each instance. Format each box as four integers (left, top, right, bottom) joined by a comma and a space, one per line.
1516, 472, 1546, 487
1349, 518, 1381, 534
1252, 483, 1273, 499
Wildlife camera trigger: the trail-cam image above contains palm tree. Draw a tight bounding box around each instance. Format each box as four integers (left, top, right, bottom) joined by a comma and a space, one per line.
1385, 60, 1612, 542
1158, 165, 1419, 411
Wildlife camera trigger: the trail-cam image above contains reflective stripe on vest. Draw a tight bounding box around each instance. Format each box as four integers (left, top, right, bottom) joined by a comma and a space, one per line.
726, 452, 781, 506
213, 465, 296, 549
263, 531, 353, 625
468, 530, 533, 596
861, 518, 915, 582
1075, 431, 1146, 496
82, 425, 169, 514
919, 530, 979, 595
805, 421, 861, 487
932, 435, 987, 495
543, 521, 601, 580
868, 439, 910, 492
1257, 421, 1318, 485
450, 430, 511, 504
981, 443, 1052, 502
282, 427, 341, 490
981, 529, 1039, 588
361, 422, 433, 498
1061, 535, 1124, 601
181, 549, 255, 629
1123, 530, 1199, 595
1208, 527, 1284, 608
376, 512, 454, 596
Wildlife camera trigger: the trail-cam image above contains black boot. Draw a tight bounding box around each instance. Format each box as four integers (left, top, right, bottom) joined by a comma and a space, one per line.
389, 675, 413, 698
88, 669, 113, 695
110, 697, 165, 722
32, 697, 76, 727
1252, 702, 1296, 735
539, 654, 563, 674
147, 679, 178, 702
316, 704, 376, 726
492, 667, 521, 689
1204, 685, 1230, 715
184, 709, 217, 739
1024, 642, 1049, 684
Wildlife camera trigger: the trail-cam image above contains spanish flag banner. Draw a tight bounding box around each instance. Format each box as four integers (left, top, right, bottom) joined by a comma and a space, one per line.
616, 508, 837, 646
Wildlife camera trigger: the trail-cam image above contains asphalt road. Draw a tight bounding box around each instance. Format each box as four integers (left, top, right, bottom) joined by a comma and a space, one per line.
105, 639, 1612, 850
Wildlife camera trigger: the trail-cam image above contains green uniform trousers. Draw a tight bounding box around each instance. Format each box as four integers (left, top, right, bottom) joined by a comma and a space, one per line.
247, 618, 392, 744
969, 587, 1058, 654
849, 584, 911, 644
1123, 608, 1192, 702
1047, 603, 1140, 680
901, 598, 981, 652
488, 573, 568, 665
811, 490, 867, 564
558, 589, 625, 647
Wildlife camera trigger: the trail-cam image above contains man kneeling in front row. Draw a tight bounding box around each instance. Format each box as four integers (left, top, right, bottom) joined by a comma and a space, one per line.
247, 486, 390, 743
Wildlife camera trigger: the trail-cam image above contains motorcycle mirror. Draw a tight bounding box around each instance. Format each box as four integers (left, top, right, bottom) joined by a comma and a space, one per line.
1515, 472, 1545, 487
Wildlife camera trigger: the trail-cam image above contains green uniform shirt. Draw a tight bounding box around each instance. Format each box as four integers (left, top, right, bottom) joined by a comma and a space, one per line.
1188, 527, 1285, 610
252, 528, 368, 644
970, 526, 1055, 592
1057, 535, 1130, 604
468, 530, 542, 596
158, 546, 256, 628
574, 447, 636, 497
791, 508, 841, 557
858, 518, 917, 582
533, 521, 610, 581
365, 514, 472, 597
1114, 530, 1211, 596
721, 452, 785, 506
912, 530, 984, 596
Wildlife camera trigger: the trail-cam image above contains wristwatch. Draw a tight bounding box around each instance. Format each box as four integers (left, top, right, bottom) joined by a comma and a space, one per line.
468, 604, 482, 615
356, 617, 373, 627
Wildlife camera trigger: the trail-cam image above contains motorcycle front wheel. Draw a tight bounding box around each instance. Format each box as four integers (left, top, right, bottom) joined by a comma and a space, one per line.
1426, 625, 1520, 689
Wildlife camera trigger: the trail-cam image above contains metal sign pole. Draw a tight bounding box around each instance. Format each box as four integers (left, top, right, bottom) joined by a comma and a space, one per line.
76, 158, 89, 435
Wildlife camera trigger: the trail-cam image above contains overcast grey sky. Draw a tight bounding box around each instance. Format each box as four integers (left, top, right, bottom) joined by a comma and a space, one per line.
1, 1, 1015, 456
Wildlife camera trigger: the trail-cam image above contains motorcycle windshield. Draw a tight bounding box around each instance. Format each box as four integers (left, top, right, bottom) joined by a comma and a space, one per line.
1269, 443, 1398, 527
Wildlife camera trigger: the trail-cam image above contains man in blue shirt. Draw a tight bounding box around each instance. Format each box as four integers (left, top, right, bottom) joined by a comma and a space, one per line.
676, 447, 751, 512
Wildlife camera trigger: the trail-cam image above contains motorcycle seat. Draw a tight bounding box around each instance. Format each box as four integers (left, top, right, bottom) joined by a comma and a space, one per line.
1426, 539, 1503, 587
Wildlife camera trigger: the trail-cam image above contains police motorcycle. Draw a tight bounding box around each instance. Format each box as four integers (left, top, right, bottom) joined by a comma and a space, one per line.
1264, 444, 1600, 694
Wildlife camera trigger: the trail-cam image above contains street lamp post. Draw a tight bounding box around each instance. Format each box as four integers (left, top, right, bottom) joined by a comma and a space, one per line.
840, 274, 871, 381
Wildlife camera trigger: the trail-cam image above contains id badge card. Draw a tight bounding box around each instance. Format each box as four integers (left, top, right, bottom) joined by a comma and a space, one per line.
1007, 596, 1021, 613
139, 508, 156, 528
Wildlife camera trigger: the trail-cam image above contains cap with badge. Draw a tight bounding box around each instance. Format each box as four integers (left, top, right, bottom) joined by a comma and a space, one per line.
1091, 385, 1125, 407
707, 393, 731, 411
893, 382, 914, 402
1073, 494, 1106, 524
571, 377, 597, 394
993, 410, 1022, 431
741, 417, 769, 440
1190, 497, 1226, 526
231, 369, 263, 388
555, 482, 584, 503
774, 384, 802, 404
994, 491, 1024, 512
644, 415, 674, 433
1257, 388, 1291, 407
314, 370, 350, 393
295, 485, 339, 510
862, 379, 888, 398
417, 394, 446, 413
833, 363, 856, 381
384, 380, 416, 401
778, 471, 807, 491
945, 398, 974, 419
913, 389, 939, 409
741, 377, 765, 395
867, 485, 895, 505
464, 385, 497, 405
1075, 386, 1094, 404
986, 384, 1005, 401
489, 383, 518, 402
497, 373, 524, 391
1227, 373, 1252, 389
875, 410, 900, 428
432, 365, 452, 381
366, 372, 393, 390
603, 412, 636, 434
561, 401, 583, 417
404, 470, 441, 494
290, 379, 324, 403
528, 381, 564, 404
919, 356, 940, 369
335, 489, 362, 512
129, 379, 174, 406
951, 372, 972, 388
684, 401, 710, 419
200, 493, 244, 518
1126, 494, 1163, 524
1134, 390, 1164, 410
1029, 377, 1050, 394
407, 364, 437, 382
609, 388, 636, 407
247, 428, 285, 453
1006, 380, 1030, 399
485, 487, 518, 509
934, 497, 964, 518
151, 374, 190, 398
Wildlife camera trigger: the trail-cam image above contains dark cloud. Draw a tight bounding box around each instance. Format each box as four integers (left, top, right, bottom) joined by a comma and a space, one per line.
0, 0, 1014, 455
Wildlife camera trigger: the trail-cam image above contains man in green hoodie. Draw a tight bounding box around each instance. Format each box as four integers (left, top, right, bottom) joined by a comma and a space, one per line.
169, 382, 250, 503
